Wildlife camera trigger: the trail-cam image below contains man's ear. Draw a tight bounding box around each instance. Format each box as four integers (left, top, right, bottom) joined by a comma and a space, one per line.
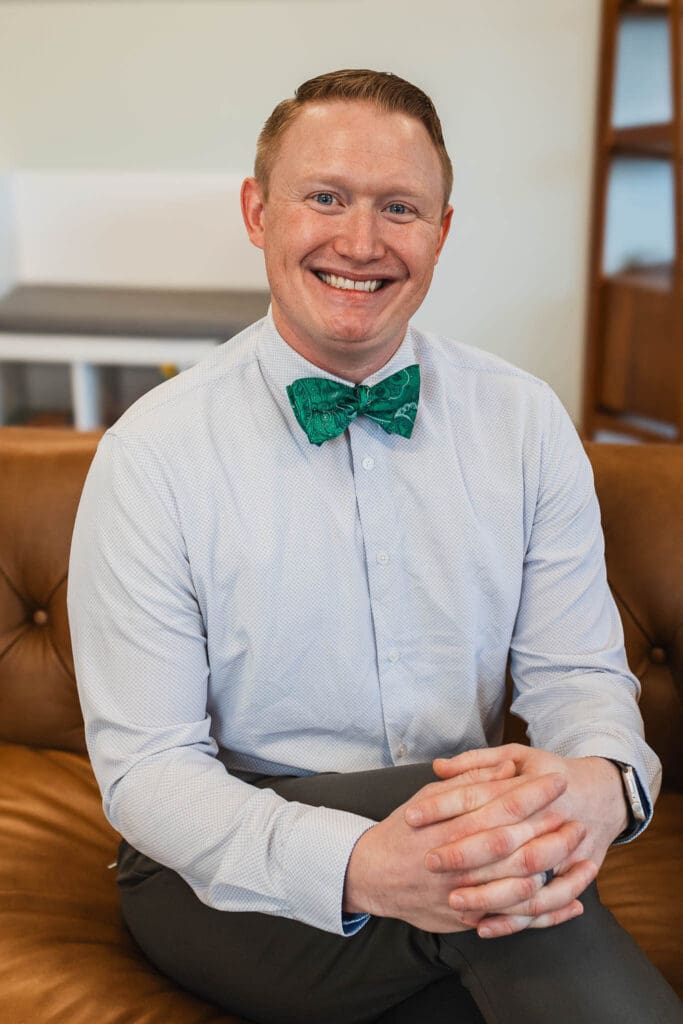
241, 177, 266, 250
434, 205, 454, 264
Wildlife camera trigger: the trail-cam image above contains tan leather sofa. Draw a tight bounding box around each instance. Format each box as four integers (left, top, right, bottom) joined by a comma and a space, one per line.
1, 426, 681, 1023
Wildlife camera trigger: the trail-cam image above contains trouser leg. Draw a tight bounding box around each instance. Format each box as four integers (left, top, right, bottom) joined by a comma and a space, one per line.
251, 766, 683, 1024
117, 762, 683, 1024
438, 881, 683, 1024
118, 851, 470, 1024
118, 763, 479, 1024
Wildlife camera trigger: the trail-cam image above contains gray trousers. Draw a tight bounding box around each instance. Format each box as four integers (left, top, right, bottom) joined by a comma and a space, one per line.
117, 763, 683, 1024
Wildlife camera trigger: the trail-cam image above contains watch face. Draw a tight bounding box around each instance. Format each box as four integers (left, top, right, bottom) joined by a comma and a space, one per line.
621, 764, 647, 823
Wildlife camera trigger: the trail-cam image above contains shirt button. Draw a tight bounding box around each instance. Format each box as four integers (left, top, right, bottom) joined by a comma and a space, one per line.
362, 456, 375, 471
376, 550, 390, 565
387, 648, 400, 663
396, 743, 408, 759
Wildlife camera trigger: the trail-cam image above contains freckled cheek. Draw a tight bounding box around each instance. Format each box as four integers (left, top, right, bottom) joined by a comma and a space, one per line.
282, 214, 330, 255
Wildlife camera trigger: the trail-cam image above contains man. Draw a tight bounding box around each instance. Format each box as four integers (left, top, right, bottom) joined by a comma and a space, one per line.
68, 70, 683, 1023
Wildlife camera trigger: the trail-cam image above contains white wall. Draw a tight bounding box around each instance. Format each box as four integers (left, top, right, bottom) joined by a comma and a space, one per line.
0, 0, 603, 420
0, 177, 15, 297
11, 172, 265, 288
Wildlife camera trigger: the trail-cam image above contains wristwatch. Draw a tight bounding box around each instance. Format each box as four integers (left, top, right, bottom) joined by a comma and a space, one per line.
611, 760, 647, 835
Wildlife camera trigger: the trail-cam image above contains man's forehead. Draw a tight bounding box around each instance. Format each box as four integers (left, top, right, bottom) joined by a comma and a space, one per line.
271, 100, 444, 189
282, 98, 427, 140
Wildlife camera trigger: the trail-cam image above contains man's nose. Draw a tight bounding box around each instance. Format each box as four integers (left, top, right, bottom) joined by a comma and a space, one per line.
332, 206, 386, 263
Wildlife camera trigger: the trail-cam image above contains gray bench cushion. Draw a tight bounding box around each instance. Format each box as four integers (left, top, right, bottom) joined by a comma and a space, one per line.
0, 285, 270, 339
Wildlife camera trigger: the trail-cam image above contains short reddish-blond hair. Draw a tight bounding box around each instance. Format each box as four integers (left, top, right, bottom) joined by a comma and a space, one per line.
254, 69, 453, 211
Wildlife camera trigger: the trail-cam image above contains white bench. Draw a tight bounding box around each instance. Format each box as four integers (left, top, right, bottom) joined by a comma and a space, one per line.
0, 172, 269, 428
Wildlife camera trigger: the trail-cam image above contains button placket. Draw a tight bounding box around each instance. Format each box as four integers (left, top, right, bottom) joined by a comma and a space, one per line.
349, 429, 411, 763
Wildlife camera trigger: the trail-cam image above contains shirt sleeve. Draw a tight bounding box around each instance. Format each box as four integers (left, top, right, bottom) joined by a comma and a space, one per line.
67, 431, 375, 935
509, 388, 662, 837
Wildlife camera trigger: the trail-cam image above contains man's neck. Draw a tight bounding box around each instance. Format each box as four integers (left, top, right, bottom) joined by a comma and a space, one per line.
270, 315, 406, 385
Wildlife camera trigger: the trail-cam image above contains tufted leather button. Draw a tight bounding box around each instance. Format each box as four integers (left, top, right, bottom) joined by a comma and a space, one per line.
32, 609, 49, 626
650, 646, 667, 665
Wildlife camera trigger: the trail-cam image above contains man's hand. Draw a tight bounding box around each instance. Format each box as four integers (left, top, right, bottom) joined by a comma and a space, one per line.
402, 743, 627, 937
343, 760, 590, 934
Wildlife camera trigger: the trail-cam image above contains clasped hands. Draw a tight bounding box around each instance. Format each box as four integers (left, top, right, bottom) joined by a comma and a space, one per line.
343, 743, 629, 938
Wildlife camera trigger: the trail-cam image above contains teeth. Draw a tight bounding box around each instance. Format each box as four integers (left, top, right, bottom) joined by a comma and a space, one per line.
317, 272, 383, 292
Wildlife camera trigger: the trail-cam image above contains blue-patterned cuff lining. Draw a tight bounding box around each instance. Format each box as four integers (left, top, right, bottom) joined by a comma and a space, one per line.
342, 912, 371, 936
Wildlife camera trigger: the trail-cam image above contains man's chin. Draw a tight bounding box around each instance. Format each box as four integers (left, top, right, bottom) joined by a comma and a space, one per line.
318, 311, 396, 347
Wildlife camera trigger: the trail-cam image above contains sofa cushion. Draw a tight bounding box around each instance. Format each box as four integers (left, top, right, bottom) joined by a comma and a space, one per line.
1, 742, 681, 1019
600, 797, 683, 997
0, 744, 247, 1023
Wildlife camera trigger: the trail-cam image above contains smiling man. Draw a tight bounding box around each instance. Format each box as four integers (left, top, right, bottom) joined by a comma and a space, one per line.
68, 71, 683, 1024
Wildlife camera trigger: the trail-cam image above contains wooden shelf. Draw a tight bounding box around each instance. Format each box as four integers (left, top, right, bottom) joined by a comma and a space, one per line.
591, 411, 679, 442
609, 122, 674, 158
602, 262, 674, 291
620, 1, 670, 16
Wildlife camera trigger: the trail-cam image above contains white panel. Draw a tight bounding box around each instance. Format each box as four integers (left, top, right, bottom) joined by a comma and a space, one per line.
613, 16, 671, 128
12, 172, 268, 289
603, 159, 674, 273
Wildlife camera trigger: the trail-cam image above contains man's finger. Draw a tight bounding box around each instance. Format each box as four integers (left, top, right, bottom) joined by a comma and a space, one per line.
525, 900, 585, 930
426, 806, 565, 873
405, 772, 526, 828
471, 860, 597, 938
428, 759, 518, 790
433, 744, 526, 780
451, 819, 586, 888
477, 900, 584, 938
423, 773, 567, 870
407, 768, 564, 829
449, 869, 548, 916
435, 760, 518, 788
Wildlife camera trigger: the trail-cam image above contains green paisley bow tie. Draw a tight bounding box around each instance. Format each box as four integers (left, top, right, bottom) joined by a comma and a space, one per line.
286, 364, 420, 446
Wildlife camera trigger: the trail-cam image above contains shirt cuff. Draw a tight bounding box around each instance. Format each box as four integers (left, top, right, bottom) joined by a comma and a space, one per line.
280, 803, 376, 935
548, 733, 660, 841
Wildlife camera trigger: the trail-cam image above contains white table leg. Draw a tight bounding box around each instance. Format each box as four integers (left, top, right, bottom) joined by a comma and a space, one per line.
70, 361, 101, 430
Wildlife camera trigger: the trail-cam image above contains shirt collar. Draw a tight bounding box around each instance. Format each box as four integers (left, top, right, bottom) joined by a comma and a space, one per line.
256, 308, 418, 431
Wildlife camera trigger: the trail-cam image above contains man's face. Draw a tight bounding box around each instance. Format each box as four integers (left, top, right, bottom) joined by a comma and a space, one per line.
242, 100, 453, 380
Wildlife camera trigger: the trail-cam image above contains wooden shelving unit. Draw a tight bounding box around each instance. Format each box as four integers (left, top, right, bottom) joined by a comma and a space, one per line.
582, 0, 683, 442
609, 122, 673, 157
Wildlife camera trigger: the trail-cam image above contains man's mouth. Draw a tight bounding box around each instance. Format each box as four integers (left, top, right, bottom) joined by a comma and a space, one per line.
314, 271, 385, 293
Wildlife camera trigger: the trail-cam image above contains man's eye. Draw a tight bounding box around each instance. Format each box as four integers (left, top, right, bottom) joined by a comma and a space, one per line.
314, 193, 336, 206
386, 203, 409, 215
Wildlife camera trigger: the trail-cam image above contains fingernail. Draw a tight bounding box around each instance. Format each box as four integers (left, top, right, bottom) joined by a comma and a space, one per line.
405, 808, 422, 825
425, 852, 441, 871
479, 926, 493, 938
449, 893, 465, 910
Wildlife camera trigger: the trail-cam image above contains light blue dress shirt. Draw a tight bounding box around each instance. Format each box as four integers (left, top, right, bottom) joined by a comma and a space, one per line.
68, 312, 660, 937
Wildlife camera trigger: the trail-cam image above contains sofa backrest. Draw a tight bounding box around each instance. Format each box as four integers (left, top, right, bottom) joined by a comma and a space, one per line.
0, 429, 98, 755
0, 428, 681, 789
585, 442, 683, 790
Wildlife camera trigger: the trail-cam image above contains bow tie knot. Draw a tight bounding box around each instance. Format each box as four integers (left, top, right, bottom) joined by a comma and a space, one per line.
355, 385, 370, 413
287, 364, 420, 446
